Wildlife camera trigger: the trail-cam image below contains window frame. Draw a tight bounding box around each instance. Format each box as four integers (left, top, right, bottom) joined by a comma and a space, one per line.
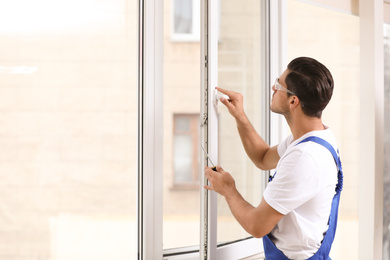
138, 0, 164, 259
140, 0, 279, 259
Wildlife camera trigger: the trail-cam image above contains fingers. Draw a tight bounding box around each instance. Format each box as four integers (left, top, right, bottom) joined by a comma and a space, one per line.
216, 86, 234, 98
215, 88, 245, 119
204, 166, 215, 191
220, 96, 234, 109
204, 184, 214, 191
205, 166, 218, 179
215, 87, 234, 105
205, 166, 219, 183
204, 166, 235, 197
214, 165, 224, 173
215, 86, 243, 104
215, 86, 229, 95
205, 165, 223, 175
204, 166, 226, 184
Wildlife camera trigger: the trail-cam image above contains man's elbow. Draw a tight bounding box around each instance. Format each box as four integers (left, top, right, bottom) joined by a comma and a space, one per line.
253, 160, 264, 170
253, 155, 276, 171
254, 161, 273, 171
253, 146, 279, 171
250, 229, 269, 239
247, 223, 271, 239
251, 231, 263, 239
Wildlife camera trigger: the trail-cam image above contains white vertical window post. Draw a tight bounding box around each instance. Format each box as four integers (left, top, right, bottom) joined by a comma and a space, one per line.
269, 0, 288, 147
200, 0, 218, 258
138, 0, 164, 259
358, 0, 384, 259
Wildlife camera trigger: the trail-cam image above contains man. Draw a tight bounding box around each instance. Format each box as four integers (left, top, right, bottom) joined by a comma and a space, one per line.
204, 57, 343, 259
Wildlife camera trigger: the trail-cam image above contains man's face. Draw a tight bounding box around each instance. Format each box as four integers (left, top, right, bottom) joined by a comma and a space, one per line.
270, 69, 291, 115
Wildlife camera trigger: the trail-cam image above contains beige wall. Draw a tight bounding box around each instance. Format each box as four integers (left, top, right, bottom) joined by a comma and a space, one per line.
0, 1, 138, 259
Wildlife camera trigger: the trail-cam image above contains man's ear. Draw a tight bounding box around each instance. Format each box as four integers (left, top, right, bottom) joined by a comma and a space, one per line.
290, 96, 300, 109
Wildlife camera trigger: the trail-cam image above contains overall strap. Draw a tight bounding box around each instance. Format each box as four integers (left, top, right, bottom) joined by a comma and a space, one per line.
263, 136, 343, 260
269, 136, 343, 193
297, 136, 343, 193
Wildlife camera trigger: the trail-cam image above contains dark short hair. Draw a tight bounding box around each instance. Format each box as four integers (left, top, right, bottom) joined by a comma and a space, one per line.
285, 57, 334, 118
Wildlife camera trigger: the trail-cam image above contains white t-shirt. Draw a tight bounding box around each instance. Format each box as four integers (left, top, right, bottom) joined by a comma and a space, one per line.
263, 128, 339, 260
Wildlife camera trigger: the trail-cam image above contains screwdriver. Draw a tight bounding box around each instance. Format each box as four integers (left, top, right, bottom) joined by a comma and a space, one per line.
201, 146, 218, 172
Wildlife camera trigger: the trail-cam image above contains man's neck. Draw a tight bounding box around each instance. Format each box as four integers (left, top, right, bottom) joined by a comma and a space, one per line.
286, 115, 325, 141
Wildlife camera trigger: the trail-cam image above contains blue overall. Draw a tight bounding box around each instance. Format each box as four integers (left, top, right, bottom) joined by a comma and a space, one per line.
263, 136, 343, 260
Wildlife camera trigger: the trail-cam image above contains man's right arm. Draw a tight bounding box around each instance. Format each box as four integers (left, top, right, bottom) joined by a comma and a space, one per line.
216, 87, 280, 170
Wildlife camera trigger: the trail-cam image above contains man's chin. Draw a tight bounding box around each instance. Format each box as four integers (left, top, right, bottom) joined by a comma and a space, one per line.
270, 106, 286, 115
270, 106, 278, 114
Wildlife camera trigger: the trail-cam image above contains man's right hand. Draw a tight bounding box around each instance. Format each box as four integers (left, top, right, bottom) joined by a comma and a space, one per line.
216, 87, 246, 121
215, 86, 279, 171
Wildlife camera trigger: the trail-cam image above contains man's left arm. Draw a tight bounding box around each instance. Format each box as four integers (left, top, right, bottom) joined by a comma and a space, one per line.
204, 166, 284, 238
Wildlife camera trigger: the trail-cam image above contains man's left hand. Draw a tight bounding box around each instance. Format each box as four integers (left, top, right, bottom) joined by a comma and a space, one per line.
204, 166, 236, 198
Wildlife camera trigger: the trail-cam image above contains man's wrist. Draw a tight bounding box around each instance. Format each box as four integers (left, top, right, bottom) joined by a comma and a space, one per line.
236, 115, 253, 131
224, 187, 240, 203
235, 112, 249, 125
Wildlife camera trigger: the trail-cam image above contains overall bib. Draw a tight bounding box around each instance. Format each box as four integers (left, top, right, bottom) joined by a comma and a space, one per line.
263, 136, 343, 260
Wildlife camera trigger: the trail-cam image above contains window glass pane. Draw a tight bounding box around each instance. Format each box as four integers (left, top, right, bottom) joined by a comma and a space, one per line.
217, 0, 265, 244
176, 116, 191, 132
163, 1, 200, 250
0, 0, 137, 259
287, 0, 359, 258
174, 135, 193, 183
383, 22, 390, 260
174, 0, 193, 34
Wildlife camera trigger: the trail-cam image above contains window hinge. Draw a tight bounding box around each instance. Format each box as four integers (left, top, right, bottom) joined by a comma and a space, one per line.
200, 113, 208, 127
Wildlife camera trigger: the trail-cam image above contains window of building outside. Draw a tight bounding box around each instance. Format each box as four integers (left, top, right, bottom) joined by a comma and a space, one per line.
383, 22, 390, 260
173, 114, 199, 189
0, 1, 137, 259
171, 0, 200, 41
174, 0, 193, 34
287, 1, 359, 259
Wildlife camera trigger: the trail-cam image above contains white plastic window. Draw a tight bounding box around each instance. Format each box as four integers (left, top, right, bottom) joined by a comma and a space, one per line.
142, 0, 274, 259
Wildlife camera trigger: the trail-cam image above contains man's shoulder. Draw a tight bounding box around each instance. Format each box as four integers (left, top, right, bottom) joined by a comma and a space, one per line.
278, 128, 338, 158
295, 128, 337, 149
